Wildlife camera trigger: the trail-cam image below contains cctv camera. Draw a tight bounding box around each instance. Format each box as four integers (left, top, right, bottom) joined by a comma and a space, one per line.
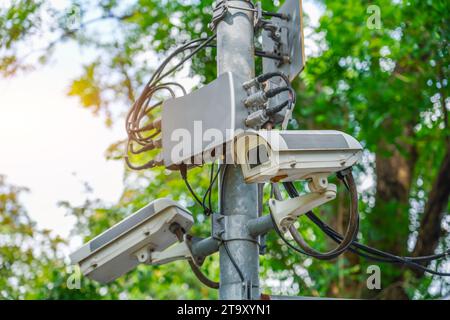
234, 130, 363, 184
70, 198, 194, 284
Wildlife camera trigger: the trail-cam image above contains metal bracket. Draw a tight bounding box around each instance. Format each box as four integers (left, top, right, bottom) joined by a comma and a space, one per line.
212, 213, 225, 240
259, 233, 267, 255
254, 2, 263, 28
135, 234, 202, 266
210, 0, 228, 31
213, 213, 257, 243
211, 0, 259, 31
269, 175, 337, 232
242, 280, 254, 300
262, 0, 305, 81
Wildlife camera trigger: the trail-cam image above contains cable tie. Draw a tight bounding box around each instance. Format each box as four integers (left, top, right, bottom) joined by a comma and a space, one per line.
337, 167, 353, 180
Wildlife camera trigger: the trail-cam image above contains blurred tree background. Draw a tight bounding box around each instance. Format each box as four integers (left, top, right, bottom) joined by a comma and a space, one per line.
0, 0, 448, 299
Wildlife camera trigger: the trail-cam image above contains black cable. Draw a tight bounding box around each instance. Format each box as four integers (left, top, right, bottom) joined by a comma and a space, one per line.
126, 35, 216, 170
311, 212, 450, 276
157, 35, 216, 81
257, 71, 290, 87
148, 37, 213, 86
188, 260, 220, 289
266, 100, 289, 116
254, 49, 285, 61
282, 178, 450, 276
300, 210, 396, 263
184, 178, 207, 211
262, 73, 296, 111
269, 208, 310, 256
255, 72, 296, 123
218, 164, 247, 284
269, 174, 359, 260
265, 86, 291, 98
290, 183, 450, 267
183, 43, 286, 62
221, 240, 246, 283
208, 166, 220, 214
202, 162, 216, 215
170, 223, 219, 289
202, 162, 220, 215
287, 173, 359, 260
180, 165, 209, 213
262, 11, 289, 20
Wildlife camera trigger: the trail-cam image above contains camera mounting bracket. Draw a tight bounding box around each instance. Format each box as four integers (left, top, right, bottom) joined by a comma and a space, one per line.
269, 175, 337, 232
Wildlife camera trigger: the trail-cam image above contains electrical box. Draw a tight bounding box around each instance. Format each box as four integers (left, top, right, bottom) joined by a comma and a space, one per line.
161, 71, 249, 168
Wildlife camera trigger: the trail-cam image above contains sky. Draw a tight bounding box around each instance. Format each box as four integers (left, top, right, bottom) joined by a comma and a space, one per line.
0, 41, 125, 238
0, 0, 323, 240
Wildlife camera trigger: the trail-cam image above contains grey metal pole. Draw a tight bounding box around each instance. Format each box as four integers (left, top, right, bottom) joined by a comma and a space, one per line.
216, 1, 260, 300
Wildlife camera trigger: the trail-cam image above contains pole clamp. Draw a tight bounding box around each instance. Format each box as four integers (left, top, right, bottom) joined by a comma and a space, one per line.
210, 0, 256, 31
210, 0, 229, 31
213, 213, 259, 244
135, 234, 204, 266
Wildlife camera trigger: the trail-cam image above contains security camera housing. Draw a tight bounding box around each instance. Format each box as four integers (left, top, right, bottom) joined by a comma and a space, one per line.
234, 130, 363, 183
70, 198, 193, 284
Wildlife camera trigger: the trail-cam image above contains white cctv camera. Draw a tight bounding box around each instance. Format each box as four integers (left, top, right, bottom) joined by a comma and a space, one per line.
70, 198, 194, 284
233, 130, 363, 184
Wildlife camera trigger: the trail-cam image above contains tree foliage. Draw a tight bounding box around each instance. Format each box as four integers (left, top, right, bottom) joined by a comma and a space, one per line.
0, 0, 448, 299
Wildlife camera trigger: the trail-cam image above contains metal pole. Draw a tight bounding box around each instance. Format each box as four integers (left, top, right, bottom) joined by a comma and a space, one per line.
216, 1, 260, 300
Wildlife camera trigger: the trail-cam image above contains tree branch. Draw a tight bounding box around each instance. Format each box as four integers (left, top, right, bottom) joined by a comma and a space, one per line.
13, 12, 135, 70
412, 142, 450, 264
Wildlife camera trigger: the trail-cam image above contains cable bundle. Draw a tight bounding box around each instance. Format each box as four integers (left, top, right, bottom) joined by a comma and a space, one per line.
256, 71, 296, 118
271, 170, 450, 277
125, 35, 216, 170
286, 172, 359, 260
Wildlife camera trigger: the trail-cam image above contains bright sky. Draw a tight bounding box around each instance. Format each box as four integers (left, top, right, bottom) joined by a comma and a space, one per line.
0, 41, 125, 238
0, 0, 323, 239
